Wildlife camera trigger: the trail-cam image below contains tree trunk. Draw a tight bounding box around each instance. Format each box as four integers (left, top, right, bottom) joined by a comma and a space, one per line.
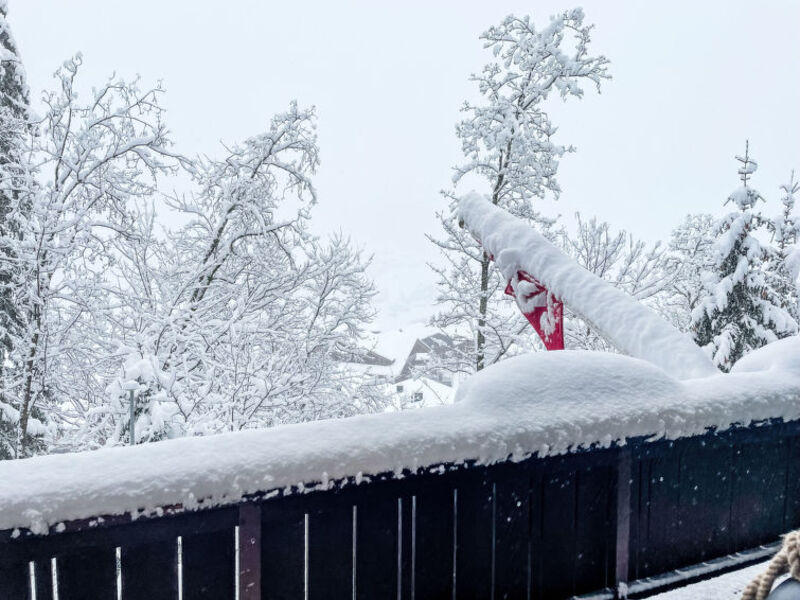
476, 251, 490, 371
17, 329, 38, 457
475, 171, 505, 372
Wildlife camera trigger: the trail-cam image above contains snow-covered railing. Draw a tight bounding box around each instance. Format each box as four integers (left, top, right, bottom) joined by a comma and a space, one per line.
1, 339, 800, 599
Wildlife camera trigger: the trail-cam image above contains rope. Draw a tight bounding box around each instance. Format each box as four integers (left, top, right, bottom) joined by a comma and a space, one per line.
741, 530, 800, 600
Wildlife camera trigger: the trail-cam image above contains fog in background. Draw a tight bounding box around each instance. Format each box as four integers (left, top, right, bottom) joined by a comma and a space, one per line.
11, 0, 800, 329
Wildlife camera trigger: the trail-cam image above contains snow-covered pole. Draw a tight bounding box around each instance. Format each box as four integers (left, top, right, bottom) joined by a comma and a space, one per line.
457, 193, 719, 380
458, 221, 566, 351
122, 381, 138, 446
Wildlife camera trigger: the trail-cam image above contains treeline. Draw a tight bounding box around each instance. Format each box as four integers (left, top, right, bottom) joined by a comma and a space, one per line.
0, 10, 384, 458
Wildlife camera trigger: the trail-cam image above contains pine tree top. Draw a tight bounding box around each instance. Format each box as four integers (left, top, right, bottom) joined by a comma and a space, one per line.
780, 170, 798, 213
735, 140, 757, 185
0, 0, 29, 119
726, 140, 763, 211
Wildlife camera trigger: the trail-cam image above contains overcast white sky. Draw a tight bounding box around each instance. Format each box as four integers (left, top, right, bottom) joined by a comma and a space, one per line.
10, 1, 800, 330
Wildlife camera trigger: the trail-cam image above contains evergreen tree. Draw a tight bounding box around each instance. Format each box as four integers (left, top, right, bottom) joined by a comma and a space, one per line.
765, 171, 800, 323
0, 0, 31, 458
691, 142, 798, 371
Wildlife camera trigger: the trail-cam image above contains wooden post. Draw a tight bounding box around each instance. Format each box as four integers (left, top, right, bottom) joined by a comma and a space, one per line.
239, 503, 262, 600
615, 448, 632, 599
0, 553, 30, 600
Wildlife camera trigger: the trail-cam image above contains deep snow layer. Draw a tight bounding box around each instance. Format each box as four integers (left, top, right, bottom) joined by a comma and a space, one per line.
457, 192, 718, 380
1, 337, 799, 534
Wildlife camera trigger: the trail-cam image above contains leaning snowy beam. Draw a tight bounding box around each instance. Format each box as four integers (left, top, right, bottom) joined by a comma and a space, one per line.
457, 193, 718, 380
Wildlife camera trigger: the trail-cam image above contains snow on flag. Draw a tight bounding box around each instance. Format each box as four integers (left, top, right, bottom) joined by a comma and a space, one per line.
504, 270, 564, 350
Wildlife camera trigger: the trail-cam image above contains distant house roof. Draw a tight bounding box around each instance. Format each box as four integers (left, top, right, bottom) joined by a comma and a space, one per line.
397, 333, 470, 384
332, 348, 394, 367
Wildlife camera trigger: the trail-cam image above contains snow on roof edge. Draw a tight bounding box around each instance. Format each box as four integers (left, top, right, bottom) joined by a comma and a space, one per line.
1, 340, 799, 535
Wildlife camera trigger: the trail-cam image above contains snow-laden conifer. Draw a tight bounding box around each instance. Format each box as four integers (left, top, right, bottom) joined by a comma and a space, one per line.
0, 0, 31, 458
765, 171, 800, 324
692, 142, 798, 371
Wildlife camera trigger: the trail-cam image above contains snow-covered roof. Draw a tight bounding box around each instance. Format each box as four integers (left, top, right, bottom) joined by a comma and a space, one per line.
368, 323, 440, 365
1, 336, 799, 534
457, 193, 718, 380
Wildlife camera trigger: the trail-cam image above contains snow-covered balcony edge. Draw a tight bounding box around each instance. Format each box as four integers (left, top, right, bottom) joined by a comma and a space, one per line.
1, 336, 799, 535
1, 337, 800, 599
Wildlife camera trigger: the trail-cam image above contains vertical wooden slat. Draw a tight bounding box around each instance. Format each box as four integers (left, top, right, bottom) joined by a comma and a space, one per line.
34, 559, 54, 600
614, 450, 631, 599
238, 504, 261, 600
307, 502, 354, 600
540, 465, 577, 598
455, 472, 493, 600
529, 469, 545, 600
0, 553, 30, 600
121, 539, 178, 600
121, 540, 177, 600
414, 483, 455, 598
641, 446, 680, 576
785, 435, 800, 529
182, 528, 235, 599
494, 469, 531, 600
399, 495, 414, 599
574, 463, 613, 596
356, 491, 399, 600
262, 502, 306, 600
57, 546, 117, 600
731, 438, 787, 548
628, 456, 644, 582
675, 438, 732, 564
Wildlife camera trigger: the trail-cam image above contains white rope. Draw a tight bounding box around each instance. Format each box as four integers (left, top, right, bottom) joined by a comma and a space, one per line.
741, 530, 800, 600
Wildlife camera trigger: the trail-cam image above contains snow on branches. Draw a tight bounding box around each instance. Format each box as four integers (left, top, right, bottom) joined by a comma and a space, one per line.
457, 192, 717, 380
72, 102, 383, 449
0, 0, 29, 458
692, 142, 799, 371
454, 9, 611, 212
765, 171, 800, 324
431, 8, 610, 373
558, 213, 672, 351
0, 59, 383, 455
0, 56, 178, 456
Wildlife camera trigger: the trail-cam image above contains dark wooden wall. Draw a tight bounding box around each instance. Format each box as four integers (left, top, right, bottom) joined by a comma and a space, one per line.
628, 421, 800, 582
1, 420, 798, 600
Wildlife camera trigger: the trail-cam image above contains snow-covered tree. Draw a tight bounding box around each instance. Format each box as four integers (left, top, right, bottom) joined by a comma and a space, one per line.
765, 171, 800, 323
0, 56, 178, 456
430, 9, 610, 372
652, 213, 716, 332
0, 1, 33, 458
692, 142, 798, 371
61, 103, 385, 449
0, 48, 385, 455
559, 213, 671, 350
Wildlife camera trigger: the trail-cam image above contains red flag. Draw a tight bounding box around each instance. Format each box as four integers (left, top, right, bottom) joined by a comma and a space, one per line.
504, 271, 565, 351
